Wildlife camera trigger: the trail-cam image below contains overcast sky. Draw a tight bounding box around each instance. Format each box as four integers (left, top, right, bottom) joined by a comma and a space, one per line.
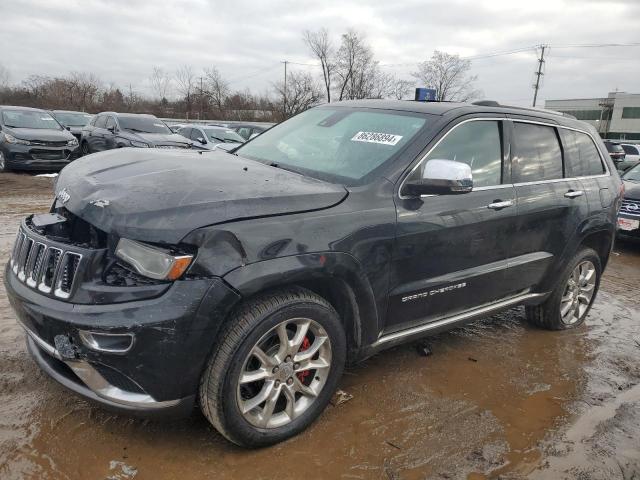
1, 0, 639, 106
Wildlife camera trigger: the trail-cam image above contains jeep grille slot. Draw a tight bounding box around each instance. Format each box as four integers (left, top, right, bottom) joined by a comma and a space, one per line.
54, 252, 82, 298
10, 225, 84, 300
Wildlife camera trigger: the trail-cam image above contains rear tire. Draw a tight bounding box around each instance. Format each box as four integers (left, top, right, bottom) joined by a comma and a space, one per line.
199, 287, 346, 447
526, 247, 601, 330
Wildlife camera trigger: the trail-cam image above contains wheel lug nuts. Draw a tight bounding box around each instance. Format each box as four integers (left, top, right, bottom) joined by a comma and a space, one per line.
285, 356, 291, 362
294, 363, 299, 369
287, 378, 293, 385
275, 380, 280, 387
272, 366, 279, 373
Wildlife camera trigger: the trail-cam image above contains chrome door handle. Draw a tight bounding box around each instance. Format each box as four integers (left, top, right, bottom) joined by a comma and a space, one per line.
487, 200, 514, 210
564, 190, 584, 199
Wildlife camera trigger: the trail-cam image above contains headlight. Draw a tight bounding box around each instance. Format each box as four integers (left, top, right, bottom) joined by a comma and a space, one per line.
115, 238, 193, 280
130, 140, 149, 148
67, 138, 79, 147
3, 133, 31, 145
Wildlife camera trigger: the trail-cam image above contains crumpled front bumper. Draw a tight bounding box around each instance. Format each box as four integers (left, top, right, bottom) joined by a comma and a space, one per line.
5, 263, 241, 416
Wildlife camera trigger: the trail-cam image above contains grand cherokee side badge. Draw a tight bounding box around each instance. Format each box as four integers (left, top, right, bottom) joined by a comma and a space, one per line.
402, 282, 467, 303
57, 188, 71, 204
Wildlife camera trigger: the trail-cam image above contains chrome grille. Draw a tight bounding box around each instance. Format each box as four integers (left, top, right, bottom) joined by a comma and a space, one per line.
9, 227, 83, 299
620, 199, 640, 217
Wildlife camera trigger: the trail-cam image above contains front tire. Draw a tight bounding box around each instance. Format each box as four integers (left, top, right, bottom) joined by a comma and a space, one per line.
199, 288, 346, 447
80, 141, 90, 156
526, 247, 601, 330
0, 152, 10, 172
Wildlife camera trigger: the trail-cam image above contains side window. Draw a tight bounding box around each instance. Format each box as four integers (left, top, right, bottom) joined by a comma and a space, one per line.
512, 123, 562, 183
238, 127, 251, 139
622, 145, 639, 155
105, 116, 116, 130
180, 127, 191, 138
575, 131, 605, 176
560, 129, 605, 177
409, 120, 503, 188
95, 115, 107, 129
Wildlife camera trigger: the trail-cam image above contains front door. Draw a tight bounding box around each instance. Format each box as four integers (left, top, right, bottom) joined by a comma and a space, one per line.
388, 117, 517, 333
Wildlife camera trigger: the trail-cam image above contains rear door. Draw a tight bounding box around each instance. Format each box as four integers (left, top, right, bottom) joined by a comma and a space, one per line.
559, 127, 611, 227
389, 116, 518, 332
505, 119, 589, 293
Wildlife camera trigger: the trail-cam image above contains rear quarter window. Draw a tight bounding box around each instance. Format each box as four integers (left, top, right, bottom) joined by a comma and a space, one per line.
560, 129, 606, 177
512, 123, 563, 183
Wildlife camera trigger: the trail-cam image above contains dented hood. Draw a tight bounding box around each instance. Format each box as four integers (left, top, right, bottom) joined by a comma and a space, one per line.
55, 149, 347, 243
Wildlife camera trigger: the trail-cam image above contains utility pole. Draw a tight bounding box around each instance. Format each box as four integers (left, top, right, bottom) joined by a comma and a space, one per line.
199, 76, 204, 120
281, 60, 288, 118
532, 44, 547, 107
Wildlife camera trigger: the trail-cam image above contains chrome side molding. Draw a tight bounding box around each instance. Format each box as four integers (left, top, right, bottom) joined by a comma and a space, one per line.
373, 292, 546, 347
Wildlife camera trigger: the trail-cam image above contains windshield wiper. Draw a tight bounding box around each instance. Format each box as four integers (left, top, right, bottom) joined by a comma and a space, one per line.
124, 128, 154, 133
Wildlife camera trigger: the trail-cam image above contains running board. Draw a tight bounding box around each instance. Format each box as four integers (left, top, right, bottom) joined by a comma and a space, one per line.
372, 292, 546, 348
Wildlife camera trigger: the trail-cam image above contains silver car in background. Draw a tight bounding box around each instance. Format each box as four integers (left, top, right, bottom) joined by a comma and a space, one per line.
178, 124, 246, 152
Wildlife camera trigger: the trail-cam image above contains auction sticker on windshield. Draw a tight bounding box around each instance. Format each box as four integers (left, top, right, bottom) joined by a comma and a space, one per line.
351, 131, 403, 146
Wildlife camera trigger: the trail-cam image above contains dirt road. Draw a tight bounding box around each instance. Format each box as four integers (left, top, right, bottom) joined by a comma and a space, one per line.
0, 173, 638, 480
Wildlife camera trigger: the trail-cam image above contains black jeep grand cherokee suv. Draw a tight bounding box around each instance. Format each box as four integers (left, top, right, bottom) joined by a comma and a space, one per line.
5, 100, 622, 447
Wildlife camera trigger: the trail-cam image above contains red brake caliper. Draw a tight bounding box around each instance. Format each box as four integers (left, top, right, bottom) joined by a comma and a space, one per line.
296, 337, 311, 383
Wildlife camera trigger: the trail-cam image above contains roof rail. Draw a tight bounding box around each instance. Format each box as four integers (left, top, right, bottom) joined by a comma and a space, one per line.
471, 100, 576, 119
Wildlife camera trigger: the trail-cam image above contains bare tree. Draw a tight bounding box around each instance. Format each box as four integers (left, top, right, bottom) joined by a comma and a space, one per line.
0, 64, 10, 89
149, 66, 171, 101
389, 78, 415, 100
174, 65, 196, 116
303, 28, 334, 103
204, 67, 230, 113
69, 72, 100, 111
334, 30, 382, 101
274, 71, 321, 119
412, 51, 480, 102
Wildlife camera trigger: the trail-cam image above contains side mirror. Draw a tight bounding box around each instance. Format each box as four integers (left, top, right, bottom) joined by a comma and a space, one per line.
107, 125, 117, 133
65, 126, 71, 131
197, 137, 206, 144
403, 159, 473, 196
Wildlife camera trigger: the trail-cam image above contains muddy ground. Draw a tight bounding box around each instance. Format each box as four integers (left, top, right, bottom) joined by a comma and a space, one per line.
0, 172, 638, 480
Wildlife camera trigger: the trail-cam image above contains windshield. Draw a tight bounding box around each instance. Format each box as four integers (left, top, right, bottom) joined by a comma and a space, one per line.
605, 143, 625, 153
119, 116, 171, 134
205, 128, 245, 144
623, 164, 640, 182
1, 110, 62, 130
235, 107, 428, 185
54, 112, 92, 126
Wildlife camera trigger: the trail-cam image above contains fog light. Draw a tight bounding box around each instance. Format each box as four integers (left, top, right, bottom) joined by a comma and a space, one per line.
78, 330, 135, 353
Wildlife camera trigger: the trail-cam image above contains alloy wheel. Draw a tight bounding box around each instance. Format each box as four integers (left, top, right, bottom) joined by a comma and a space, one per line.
560, 260, 596, 324
0, 152, 5, 171
236, 317, 332, 429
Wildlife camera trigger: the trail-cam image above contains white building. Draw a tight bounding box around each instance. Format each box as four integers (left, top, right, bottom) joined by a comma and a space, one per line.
545, 92, 640, 141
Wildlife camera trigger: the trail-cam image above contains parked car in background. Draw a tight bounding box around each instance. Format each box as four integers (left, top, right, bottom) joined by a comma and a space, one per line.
603, 140, 626, 171
619, 143, 640, 172
230, 123, 271, 140
178, 124, 245, 152
617, 163, 640, 239
0, 106, 79, 172
51, 110, 93, 143
80, 113, 192, 155
5, 99, 622, 447
169, 124, 186, 133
